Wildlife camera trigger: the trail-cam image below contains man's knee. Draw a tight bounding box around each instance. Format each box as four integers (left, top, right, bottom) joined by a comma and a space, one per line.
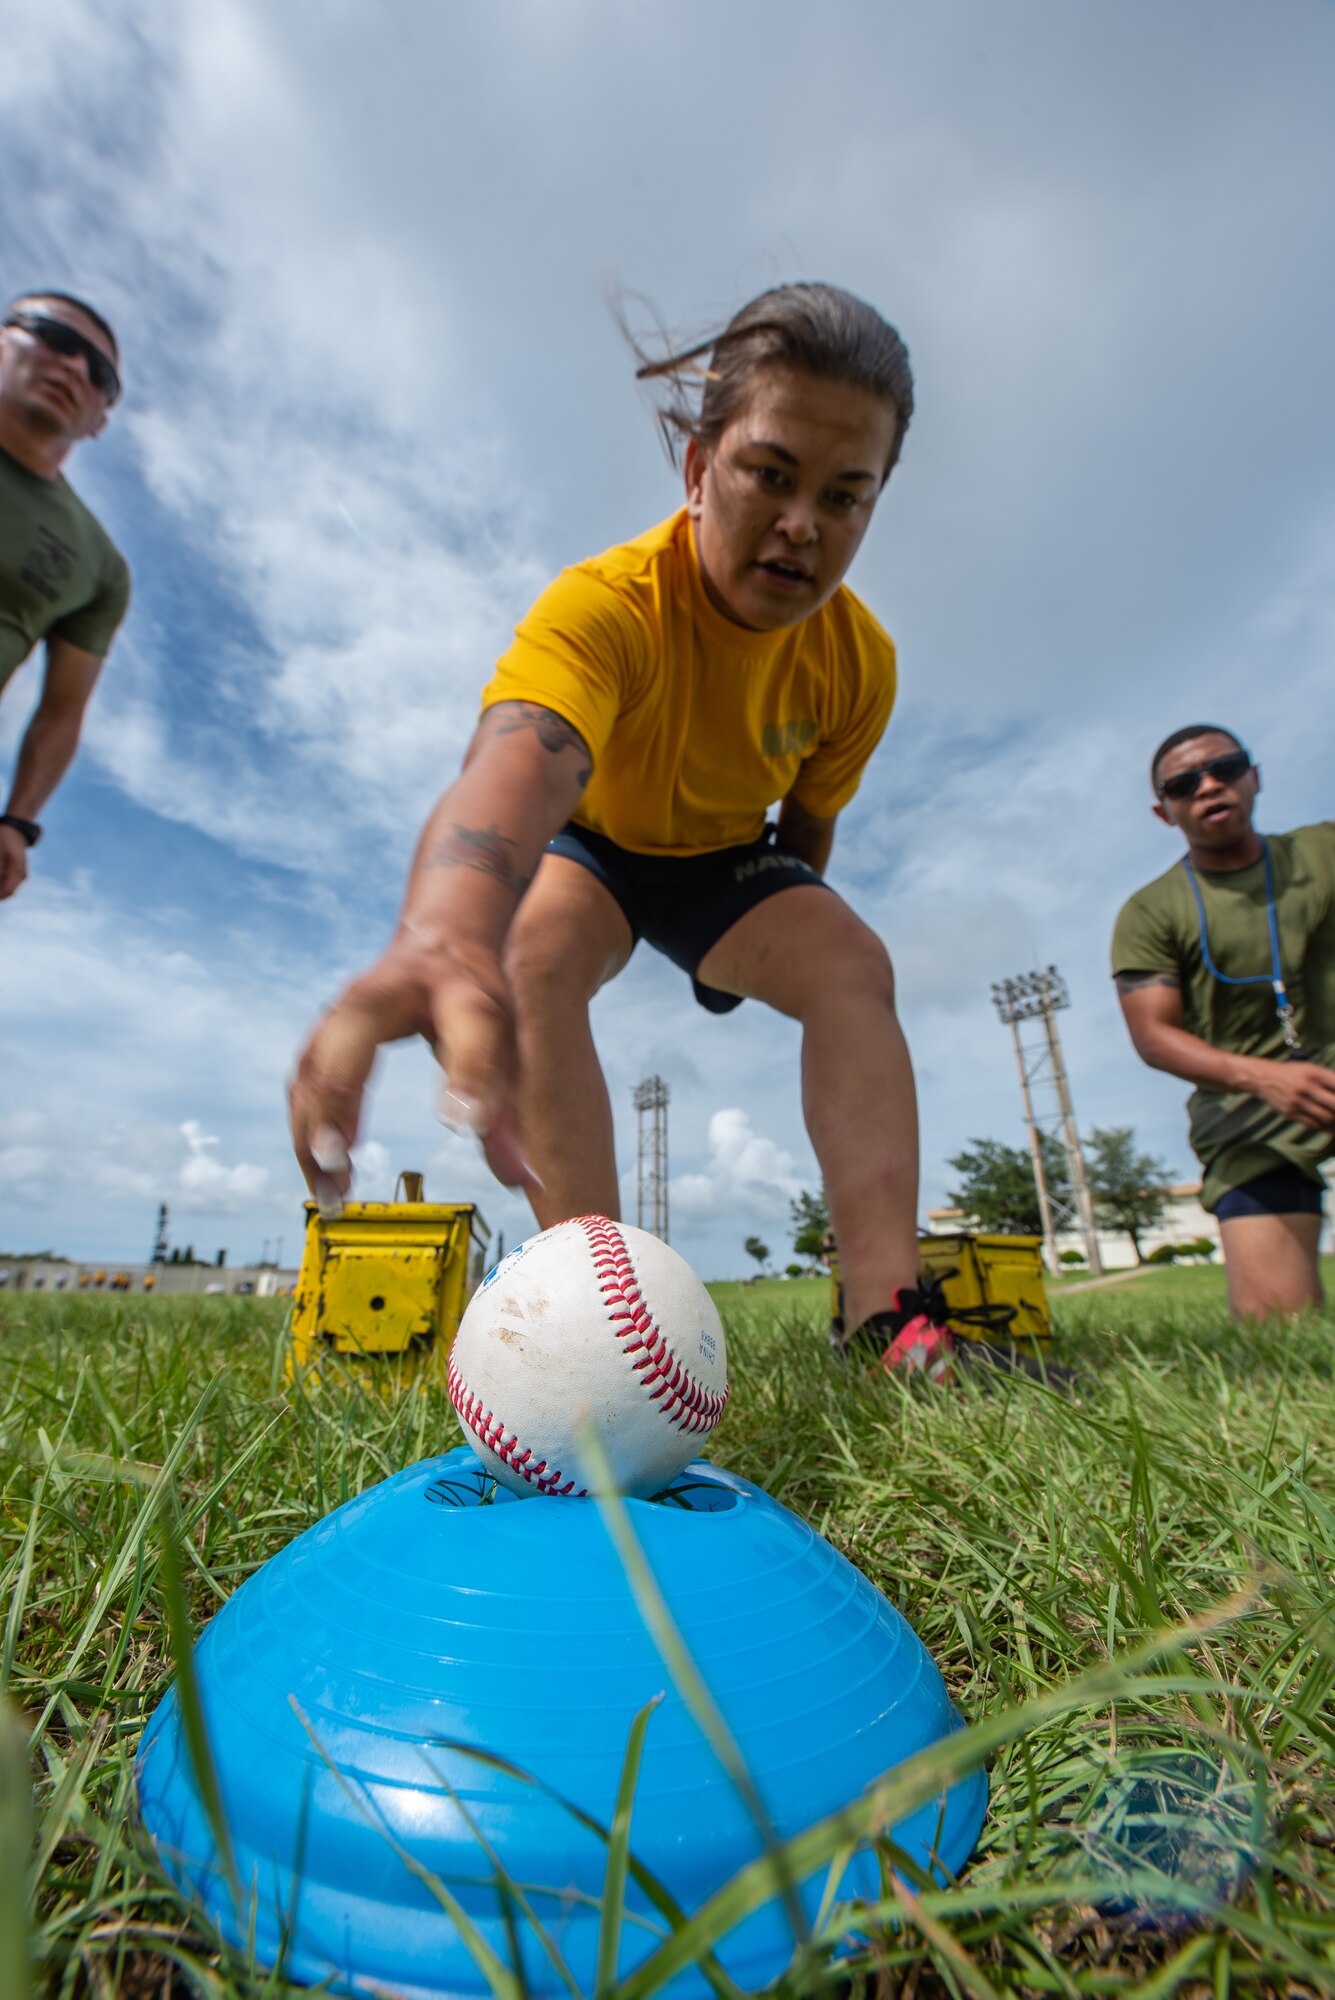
1227, 1259, 1324, 1316
1228, 1272, 1324, 1319
1221, 1212, 1324, 1319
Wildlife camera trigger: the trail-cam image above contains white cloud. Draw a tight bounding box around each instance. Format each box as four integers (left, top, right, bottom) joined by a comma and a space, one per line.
0, 875, 537, 1259
664, 1109, 807, 1234
0, 881, 305, 1247
177, 1120, 268, 1210
0, 1110, 268, 1223
85, 331, 551, 868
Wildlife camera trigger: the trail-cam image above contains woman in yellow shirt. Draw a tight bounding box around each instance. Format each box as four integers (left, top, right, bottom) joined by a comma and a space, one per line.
291, 282, 952, 1372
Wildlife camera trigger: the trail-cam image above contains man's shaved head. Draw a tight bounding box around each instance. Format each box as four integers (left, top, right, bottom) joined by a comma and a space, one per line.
1149, 723, 1244, 792
6, 291, 118, 359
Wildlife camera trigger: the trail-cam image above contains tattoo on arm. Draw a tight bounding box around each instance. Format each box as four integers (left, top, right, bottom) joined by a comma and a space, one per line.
484, 702, 592, 785
422, 821, 533, 896
1114, 970, 1181, 994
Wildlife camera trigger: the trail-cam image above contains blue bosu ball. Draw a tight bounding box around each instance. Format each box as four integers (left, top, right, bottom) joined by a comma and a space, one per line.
137, 1450, 986, 1997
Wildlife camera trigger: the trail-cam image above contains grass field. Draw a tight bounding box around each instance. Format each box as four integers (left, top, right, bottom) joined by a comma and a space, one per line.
2, 1268, 1334, 1997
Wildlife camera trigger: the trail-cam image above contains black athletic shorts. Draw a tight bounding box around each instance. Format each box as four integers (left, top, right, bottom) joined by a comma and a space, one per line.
1214, 1164, 1326, 1221
546, 821, 830, 1014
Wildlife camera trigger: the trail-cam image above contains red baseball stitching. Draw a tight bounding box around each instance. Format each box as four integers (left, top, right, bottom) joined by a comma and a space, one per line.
575, 1215, 728, 1435
447, 1352, 585, 1496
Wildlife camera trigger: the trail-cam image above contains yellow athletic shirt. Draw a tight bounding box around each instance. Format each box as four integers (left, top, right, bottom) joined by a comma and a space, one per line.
480, 509, 896, 856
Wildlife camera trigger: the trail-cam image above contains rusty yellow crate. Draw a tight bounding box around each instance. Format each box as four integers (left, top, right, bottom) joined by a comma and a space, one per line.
916, 1232, 1050, 1344
827, 1231, 1050, 1345
289, 1172, 491, 1388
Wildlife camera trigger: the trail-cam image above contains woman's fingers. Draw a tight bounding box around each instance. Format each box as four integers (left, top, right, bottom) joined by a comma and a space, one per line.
291, 942, 543, 1204
290, 970, 427, 1198
430, 972, 540, 1192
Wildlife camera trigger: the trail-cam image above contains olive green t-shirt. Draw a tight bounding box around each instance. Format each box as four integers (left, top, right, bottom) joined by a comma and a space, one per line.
0, 441, 131, 692
1111, 824, 1335, 1209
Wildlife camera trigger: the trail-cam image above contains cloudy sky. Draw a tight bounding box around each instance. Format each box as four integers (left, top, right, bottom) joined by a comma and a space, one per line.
2, 0, 1332, 1278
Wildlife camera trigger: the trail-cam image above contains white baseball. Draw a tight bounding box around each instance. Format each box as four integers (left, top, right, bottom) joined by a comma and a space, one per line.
447, 1216, 729, 1498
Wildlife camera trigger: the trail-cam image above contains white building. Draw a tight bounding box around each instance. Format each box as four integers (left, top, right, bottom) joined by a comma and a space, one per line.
0, 1256, 298, 1297
927, 1165, 1333, 1270
925, 1181, 1217, 1273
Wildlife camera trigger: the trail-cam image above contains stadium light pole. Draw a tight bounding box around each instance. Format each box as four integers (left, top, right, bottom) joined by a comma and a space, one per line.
633, 1075, 670, 1242
990, 967, 1103, 1276
149, 1202, 170, 1267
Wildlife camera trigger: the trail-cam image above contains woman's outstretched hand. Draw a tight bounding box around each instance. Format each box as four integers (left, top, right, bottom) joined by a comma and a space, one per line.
289, 930, 536, 1209
288, 701, 592, 1210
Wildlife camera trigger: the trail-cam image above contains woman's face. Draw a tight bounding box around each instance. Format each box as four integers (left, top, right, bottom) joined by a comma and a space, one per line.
684, 365, 899, 632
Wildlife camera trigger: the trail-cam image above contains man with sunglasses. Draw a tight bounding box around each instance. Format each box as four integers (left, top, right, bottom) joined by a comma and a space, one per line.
0, 291, 130, 900
1112, 724, 1335, 1318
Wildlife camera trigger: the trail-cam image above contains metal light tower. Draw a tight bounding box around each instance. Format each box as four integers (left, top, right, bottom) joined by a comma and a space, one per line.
633, 1075, 670, 1242
150, 1202, 169, 1266
990, 966, 1103, 1276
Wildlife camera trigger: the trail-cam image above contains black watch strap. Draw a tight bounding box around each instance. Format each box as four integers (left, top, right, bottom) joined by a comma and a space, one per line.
0, 814, 41, 847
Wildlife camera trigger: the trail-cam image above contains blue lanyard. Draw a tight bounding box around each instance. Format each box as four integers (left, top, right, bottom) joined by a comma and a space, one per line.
1181, 839, 1304, 1054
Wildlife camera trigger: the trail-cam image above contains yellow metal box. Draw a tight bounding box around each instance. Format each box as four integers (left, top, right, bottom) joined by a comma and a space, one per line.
915, 1232, 1051, 1343
289, 1178, 490, 1388
827, 1230, 1051, 1345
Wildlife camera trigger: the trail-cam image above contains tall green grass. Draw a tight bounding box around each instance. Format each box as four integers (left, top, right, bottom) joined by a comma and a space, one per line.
2, 1278, 1333, 1996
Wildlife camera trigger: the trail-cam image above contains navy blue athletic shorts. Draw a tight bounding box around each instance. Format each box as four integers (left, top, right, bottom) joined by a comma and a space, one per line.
546, 821, 830, 1014
1214, 1164, 1326, 1221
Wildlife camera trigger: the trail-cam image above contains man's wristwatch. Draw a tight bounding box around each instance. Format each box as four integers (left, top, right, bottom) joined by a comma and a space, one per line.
0, 814, 41, 846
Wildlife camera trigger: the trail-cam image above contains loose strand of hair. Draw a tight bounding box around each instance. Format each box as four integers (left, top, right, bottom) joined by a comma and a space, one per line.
608, 283, 728, 466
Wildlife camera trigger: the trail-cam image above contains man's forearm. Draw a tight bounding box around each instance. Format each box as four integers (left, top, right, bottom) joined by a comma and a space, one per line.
4, 706, 83, 818
1129, 1017, 1278, 1097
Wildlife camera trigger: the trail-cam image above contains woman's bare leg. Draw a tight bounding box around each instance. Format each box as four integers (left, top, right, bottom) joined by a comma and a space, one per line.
504, 854, 634, 1227
697, 886, 920, 1334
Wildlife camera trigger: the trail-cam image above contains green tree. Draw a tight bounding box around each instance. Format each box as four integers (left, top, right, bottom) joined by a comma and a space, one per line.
789, 1186, 829, 1267
1085, 1125, 1175, 1263
743, 1235, 770, 1276
946, 1134, 1071, 1236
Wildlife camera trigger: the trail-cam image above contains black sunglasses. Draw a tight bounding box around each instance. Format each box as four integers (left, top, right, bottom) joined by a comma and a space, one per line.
1157, 749, 1252, 801
3, 311, 121, 405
